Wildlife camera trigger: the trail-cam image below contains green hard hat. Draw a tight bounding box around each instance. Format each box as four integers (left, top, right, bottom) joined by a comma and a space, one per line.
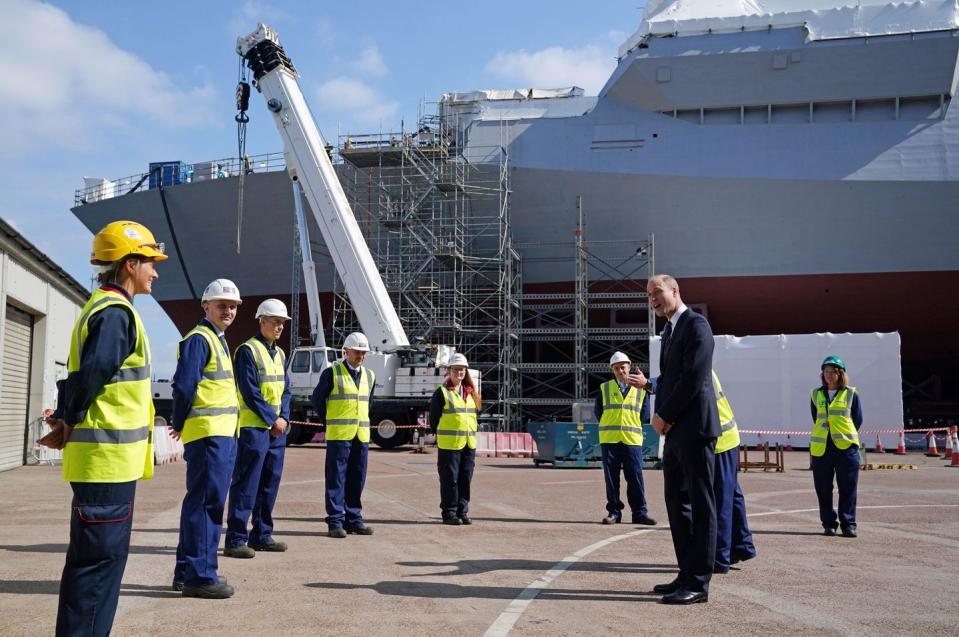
821, 355, 846, 370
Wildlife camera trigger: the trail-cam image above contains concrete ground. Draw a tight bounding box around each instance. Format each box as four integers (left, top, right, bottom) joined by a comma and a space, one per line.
1, 447, 957, 636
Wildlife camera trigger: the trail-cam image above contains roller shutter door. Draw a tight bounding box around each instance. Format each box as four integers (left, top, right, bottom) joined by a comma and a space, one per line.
0, 305, 34, 471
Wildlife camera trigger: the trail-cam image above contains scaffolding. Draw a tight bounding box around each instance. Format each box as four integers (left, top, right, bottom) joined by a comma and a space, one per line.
517, 207, 654, 424
330, 106, 521, 429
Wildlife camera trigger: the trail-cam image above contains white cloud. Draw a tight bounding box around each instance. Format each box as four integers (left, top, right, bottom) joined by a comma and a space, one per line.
486, 44, 616, 96
226, 0, 294, 38
0, 0, 215, 157
315, 77, 399, 125
351, 44, 388, 77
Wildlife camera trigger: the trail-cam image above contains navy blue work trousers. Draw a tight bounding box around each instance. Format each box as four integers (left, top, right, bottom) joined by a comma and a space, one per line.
437, 446, 475, 519
600, 442, 649, 520
325, 437, 368, 530
714, 448, 756, 570
811, 444, 860, 531
56, 480, 136, 637
226, 426, 287, 547
663, 436, 717, 593
174, 435, 236, 586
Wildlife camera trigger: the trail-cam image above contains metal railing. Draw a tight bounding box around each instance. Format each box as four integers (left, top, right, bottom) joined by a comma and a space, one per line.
73, 152, 289, 206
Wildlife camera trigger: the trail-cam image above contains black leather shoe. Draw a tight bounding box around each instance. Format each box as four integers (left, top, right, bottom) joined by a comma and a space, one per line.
713, 565, 729, 574
249, 540, 288, 552
661, 589, 708, 605
632, 515, 657, 526
841, 527, 857, 538
173, 575, 225, 592
346, 525, 374, 535
730, 551, 756, 564
823, 527, 837, 536
328, 528, 347, 538
181, 581, 235, 599
600, 515, 621, 525
459, 516, 473, 525
652, 578, 681, 594
443, 517, 463, 526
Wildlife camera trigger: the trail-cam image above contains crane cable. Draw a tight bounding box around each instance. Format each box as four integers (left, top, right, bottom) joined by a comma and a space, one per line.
235, 58, 251, 254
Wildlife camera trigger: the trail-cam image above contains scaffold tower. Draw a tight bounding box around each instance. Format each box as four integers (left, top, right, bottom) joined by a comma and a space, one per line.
330, 105, 521, 429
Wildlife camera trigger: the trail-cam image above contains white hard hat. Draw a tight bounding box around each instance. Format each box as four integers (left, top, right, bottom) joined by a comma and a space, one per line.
201, 278, 242, 304
609, 351, 631, 367
342, 332, 370, 352
255, 298, 291, 319
448, 353, 469, 368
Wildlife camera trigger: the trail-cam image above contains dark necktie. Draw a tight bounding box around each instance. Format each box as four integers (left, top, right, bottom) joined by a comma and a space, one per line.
218, 335, 229, 354
659, 320, 673, 370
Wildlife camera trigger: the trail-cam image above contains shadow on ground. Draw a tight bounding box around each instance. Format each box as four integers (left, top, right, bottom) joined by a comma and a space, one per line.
306, 580, 660, 602
396, 559, 676, 577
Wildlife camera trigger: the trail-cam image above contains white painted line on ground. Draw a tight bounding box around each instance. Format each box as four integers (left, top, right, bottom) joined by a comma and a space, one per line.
483, 504, 959, 637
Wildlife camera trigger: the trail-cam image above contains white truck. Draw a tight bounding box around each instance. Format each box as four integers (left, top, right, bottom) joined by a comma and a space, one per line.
237, 24, 476, 448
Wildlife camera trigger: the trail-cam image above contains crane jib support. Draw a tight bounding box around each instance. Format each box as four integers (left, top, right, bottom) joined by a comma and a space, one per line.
241, 37, 296, 82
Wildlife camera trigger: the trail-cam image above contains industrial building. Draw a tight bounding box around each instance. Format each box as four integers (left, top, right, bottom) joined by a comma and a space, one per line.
0, 218, 88, 471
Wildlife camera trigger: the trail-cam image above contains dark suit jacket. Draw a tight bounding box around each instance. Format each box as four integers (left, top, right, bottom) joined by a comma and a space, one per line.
655, 309, 721, 442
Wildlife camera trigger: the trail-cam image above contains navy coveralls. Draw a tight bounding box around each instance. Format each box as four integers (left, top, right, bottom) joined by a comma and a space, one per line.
713, 447, 756, 570
429, 385, 476, 520
594, 383, 650, 522
57, 285, 138, 637
810, 388, 864, 532
311, 363, 374, 530
225, 334, 292, 548
171, 319, 237, 587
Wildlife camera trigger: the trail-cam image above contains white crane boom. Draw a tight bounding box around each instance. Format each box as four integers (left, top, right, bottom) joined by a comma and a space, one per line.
237, 24, 410, 351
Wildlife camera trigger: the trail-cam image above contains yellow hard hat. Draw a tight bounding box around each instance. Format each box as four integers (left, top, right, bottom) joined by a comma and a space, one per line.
91, 221, 168, 264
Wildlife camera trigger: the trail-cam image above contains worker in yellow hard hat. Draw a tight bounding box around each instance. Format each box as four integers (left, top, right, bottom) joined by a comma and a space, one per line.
40, 220, 165, 635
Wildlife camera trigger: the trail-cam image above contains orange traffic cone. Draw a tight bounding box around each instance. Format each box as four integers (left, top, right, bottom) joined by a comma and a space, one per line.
948, 431, 959, 468
874, 434, 885, 453
895, 430, 907, 455
945, 431, 953, 460
926, 432, 940, 457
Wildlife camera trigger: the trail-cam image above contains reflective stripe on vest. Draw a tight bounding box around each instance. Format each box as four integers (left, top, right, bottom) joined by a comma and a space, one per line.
809, 386, 859, 457
436, 385, 478, 450
180, 325, 238, 443
598, 380, 645, 446
713, 370, 741, 454
326, 362, 374, 443
62, 288, 155, 483
237, 337, 287, 429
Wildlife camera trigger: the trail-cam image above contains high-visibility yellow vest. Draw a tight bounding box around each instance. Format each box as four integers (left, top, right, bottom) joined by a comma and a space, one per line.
713, 370, 741, 454
436, 385, 478, 450
237, 337, 286, 429
325, 362, 374, 443
179, 325, 238, 444
809, 386, 860, 457
598, 380, 645, 446
63, 288, 155, 483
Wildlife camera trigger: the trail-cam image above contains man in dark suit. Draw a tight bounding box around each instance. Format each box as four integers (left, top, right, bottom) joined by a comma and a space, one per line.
647, 274, 721, 604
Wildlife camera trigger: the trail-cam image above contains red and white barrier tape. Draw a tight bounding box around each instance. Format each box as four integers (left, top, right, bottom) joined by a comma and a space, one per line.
738, 427, 951, 436
287, 419, 427, 430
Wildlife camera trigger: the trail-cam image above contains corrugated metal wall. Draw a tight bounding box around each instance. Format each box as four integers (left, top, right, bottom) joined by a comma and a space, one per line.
0, 304, 34, 471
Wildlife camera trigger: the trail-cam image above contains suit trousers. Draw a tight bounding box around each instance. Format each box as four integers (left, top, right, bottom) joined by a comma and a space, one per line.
437, 446, 476, 519
226, 426, 287, 548
56, 480, 136, 637
811, 444, 860, 531
663, 435, 717, 593
174, 435, 237, 586
325, 437, 368, 529
714, 448, 756, 570
601, 442, 649, 520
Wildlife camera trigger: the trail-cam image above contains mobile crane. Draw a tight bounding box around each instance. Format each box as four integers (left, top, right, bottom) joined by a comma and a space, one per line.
237, 24, 469, 448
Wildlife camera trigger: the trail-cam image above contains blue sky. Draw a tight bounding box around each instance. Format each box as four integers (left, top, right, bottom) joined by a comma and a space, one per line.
2, 0, 647, 375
